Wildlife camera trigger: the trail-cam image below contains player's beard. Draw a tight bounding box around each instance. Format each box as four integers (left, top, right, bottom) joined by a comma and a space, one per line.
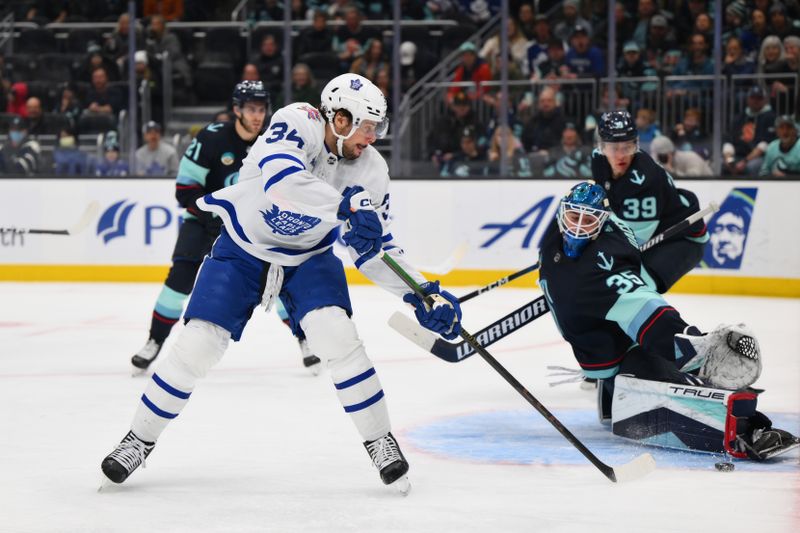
238, 114, 263, 136
341, 142, 361, 160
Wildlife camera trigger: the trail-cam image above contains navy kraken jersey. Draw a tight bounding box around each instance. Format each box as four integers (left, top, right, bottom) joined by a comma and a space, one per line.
538, 216, 691, 378
591, 150, 708, 245
175, 121, 254, 225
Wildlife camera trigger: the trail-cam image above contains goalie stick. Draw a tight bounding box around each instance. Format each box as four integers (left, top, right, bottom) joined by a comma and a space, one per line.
0, 201, 100, 236
381, 252, 655, 483
391, 202, 722, 362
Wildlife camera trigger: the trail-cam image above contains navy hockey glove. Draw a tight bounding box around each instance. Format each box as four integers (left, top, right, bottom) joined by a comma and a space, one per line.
402, 281, 462, 340
338, 186, 382, 262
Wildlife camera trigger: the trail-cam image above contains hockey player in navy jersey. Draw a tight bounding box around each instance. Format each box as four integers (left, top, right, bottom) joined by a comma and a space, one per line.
538, 181, 798, 460
101, 74, 462, 493
591, 110, 708, 293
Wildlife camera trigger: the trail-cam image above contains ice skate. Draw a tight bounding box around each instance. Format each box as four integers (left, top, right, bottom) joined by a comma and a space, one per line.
131, 338, 162, 375
101, 431, 155, 484
738, 427, 800, 461
364, 432, 411, 495
299, 338, 322, 376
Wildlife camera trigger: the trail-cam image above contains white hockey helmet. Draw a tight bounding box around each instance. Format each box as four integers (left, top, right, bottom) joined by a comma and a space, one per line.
320, 73, 389, 140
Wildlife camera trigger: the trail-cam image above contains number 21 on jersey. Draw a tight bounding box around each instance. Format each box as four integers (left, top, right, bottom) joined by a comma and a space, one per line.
265, 122, 305, 149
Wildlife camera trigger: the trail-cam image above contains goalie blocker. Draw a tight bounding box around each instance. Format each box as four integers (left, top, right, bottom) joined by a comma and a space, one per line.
608, 375, 799, 461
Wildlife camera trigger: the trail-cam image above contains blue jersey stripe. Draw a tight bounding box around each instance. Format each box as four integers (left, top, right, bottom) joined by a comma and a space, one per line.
263, 165, 303, 193
343, 390, 385, 413
141, 394, 179, 419
335, 367, 376, 390
267, 227, 338, 256
202, 195, 252, 244
152, 373, 191, 399
381, 233, 393, 242
258, 153, 306, 170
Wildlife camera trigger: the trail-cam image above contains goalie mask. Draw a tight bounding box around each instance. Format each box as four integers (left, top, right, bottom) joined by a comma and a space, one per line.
320, 74, 388, 154
557, 181, 610, 259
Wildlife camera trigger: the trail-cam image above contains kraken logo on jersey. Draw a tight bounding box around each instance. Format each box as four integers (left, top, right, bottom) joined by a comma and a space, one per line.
261, 204, 322, 236
700, 187, 757, 270
220, 152, 235, 165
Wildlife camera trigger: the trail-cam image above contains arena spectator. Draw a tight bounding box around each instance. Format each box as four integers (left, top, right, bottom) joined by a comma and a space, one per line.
104, 13, 144, 68
677, 0, 710, 43
440, 125, 488, 177
55, 84, 82, 129
744, 9, 771, 52
759, 115, 800, 176
53, 126, 88, 176
525, 15, 556, 75
428, 91, 486, 169
250, 0, 283, 21
488, 124, 532, 177
592, 2, 637, 56
0, 117, 41, 174
333, 7, 378, 54
277, 63, 319, 107
643, 14, 679, 70
542, 122, 592, 179
7, 82, 28, 117
769, 3, 800, 40
553, 0, 592, 43
79, 42, 121, 83
723, 85, 776, 175
144, 0, 183, 21
480, 17, 529, 72
532, 38, 570, 81
565, 24, 605, 78
633, 0, 667, 49
517, 3, 537, 40
241, 63, 261, 82
251, 34, 284, 93
399, 41, 436, 93
84, 67, 126, 118
447, 42, 492, 102
25, 97, 50, 137
650, 135, 713, 177
521, 86, 567, 155
135, 120, 179, 176
724, 36, 757, 76
671, 107, 710, 159
617, 41, 658, 107
668, 33, 714, 98
93, 134, 129, 177
635, 107, 661, 152
350, 38, 390, 84
296, 10, 334, 57
758, 35, 788, 76
724, 1, 755, 53
146, 14, 193, 88
694, 13, 714, 41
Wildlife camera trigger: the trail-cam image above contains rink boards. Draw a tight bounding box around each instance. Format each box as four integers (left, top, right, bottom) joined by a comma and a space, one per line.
1, 178, 798, 297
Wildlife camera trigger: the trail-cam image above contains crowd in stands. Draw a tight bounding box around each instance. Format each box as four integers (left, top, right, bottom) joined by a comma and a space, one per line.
1, 1, 800, 177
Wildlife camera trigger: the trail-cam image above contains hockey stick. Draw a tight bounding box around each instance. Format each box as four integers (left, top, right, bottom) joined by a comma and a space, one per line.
458, 262, 540, 303
389, 295, 549, 363
381, 252, 655, 483
0, 201, 101, 236
391, 202, 721, 362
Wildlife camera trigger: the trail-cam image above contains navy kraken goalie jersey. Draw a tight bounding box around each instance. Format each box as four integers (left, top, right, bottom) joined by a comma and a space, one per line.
591, 150, 707, 245
538, 216, 692, 378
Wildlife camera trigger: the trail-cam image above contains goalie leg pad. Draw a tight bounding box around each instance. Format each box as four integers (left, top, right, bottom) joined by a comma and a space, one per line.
302, 307, 390, 442
611, 375, 761, 456
131, 319, 230, 442
675, 323, 761, 390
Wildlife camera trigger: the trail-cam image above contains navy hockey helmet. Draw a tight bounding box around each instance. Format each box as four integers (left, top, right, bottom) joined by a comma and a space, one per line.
232, 80, 270, 109
598, 110, 637, 142
557, 181, 610, 259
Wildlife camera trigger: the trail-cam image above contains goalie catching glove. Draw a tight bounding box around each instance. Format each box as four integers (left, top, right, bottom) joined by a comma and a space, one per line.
675, 323, 761, 390
403, 281, 462, 340
338, 186, 383, 262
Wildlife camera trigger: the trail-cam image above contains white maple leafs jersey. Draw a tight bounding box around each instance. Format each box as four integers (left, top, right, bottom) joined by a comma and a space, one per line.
197, 102, 426, 297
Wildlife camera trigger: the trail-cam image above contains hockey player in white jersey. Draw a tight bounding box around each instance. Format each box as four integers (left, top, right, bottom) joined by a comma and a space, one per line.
100, 74, 463, 494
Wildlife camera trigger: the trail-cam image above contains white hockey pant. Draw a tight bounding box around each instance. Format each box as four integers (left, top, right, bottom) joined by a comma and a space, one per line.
131, 319, 230, 442
301, 306, 390, 442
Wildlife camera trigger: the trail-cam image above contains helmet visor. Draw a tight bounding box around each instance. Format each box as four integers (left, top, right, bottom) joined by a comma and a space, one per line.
355, 117, 390, 139
557, 202, 609, 240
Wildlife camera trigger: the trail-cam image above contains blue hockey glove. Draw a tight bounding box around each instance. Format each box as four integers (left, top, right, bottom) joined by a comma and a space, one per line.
338, 186, 382, 262
402, 281, 462, 340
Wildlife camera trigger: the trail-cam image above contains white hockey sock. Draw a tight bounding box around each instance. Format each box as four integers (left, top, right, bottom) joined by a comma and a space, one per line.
131, 319, 230, 442
302, 307, 391, 442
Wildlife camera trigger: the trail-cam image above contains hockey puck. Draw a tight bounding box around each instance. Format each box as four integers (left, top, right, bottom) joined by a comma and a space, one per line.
714, 462, 735, 472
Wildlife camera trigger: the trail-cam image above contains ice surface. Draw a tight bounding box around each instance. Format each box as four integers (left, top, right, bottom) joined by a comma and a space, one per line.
1, 283, 797, 533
